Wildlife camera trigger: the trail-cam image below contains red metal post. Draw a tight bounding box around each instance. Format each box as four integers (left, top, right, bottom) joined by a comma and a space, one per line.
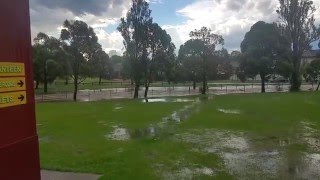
0, 0, 41, 179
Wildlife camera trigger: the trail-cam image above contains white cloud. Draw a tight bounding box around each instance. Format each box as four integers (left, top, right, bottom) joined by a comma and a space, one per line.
164, 0, 320, 52
146, 0, 164, 4
30, 0, 130, 55
30, 0, 320, 55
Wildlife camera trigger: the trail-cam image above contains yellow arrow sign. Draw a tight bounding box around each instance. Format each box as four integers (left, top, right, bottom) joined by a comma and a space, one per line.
0, 77, 26, 93
0, 91, 26, 108
0, 62, 25, 77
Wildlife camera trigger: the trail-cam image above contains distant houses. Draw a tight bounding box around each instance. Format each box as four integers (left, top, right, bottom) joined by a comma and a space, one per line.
112, 62, 123, 79
302, 49, 320, 65
230, 60, 240, 81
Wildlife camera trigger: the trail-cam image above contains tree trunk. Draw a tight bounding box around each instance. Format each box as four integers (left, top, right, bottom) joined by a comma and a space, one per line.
65, 76, 69, 85
193, 80, 196, 90
44, 81, 48, 93
317, 82, 320, 91
73, 76, 78, 101
44, 63, 48, 93
35, 81, 39, 89
202, 76, 206, 94
99, 76, 102, 85
291, 44, 301, 91
260, 74, 266, 93
144, 85, 149, 99
134, 83, 139, 99
290, 71, 301, 91
202, 56, 207, 95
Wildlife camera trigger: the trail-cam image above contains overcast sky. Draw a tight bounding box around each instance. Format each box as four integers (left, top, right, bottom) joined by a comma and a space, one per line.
30, 0, 320, 55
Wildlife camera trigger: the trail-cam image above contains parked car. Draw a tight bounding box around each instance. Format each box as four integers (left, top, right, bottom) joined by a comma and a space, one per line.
270, 77, 289, 83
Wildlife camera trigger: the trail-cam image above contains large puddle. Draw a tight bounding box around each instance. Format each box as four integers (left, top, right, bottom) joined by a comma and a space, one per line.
142, 98, 196, 103
104, 96, 320, 179
158, 166, 215, 180
174, 123, 320, 179
106, 98, 202, 141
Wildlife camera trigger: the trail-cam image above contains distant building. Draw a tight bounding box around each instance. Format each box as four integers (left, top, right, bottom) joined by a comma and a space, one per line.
302, 49, 320, 64
113, 63, 122, 79
230, 60, 240, 81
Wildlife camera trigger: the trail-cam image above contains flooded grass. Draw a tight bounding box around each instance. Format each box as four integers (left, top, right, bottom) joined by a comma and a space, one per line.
36, 92, 320, 179
217, 108, 241, 114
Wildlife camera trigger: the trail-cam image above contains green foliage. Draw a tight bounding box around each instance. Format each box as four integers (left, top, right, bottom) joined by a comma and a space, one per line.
32, 33, 65, 92
92, 50, 112, 82
277, 0, 320, 91
178, 40, 232, 85
147, 23, 176, 86
306, 59, 320, 82
60, 20, 100, 101
178, 27, 224, 94
118, 0, 153, 98
215, 48, 234, 80
189, 27, 224, 94
240, 21, 289, 92
118, 0, 176, 98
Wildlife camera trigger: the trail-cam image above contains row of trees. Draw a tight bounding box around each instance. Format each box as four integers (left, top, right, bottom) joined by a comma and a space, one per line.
32, 0, 320, 100
32, 20, 111, 101
118, 0, 235, 97
237, 0, 320, 92
117, 0, 176, 98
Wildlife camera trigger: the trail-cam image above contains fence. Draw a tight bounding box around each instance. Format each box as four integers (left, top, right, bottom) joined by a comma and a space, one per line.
35, 83, 315, 102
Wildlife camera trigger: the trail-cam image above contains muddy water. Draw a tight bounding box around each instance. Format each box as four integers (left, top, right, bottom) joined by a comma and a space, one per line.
106, 97, 205, 140
142, 98, 196, 103
105, 97, 320, 179
174, 122, 320, 179
159, 166, 215, 180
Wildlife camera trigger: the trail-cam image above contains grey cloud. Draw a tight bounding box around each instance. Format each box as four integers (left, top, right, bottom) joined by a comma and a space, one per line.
224, 27, 250, 51
30, 0, 129, 16
29, 0, 131, 43
226, 0, 247, 11
30, 5, 75, 39
255, 0, 276, 15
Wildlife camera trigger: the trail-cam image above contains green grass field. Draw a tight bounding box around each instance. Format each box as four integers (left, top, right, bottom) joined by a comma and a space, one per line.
36, 92, 320, 179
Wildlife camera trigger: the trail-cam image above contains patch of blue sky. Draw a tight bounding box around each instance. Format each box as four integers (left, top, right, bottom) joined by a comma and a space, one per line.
149, 0, 194, 25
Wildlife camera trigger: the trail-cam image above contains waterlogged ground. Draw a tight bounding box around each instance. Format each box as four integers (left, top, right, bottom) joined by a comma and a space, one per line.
37, 93, 320, 179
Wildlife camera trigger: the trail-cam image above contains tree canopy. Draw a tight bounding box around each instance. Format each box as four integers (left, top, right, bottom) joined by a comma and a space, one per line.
277, 0, 320, 91
118, 0, 153, 99
188, 27, 224, 94
240, 21, 290, 93
60, 20, 100, 101
32, 32, 64, 93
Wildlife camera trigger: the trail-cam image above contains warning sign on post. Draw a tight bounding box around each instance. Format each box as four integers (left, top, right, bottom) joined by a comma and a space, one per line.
0, 91, 26, 108
0, 77, 26, 93
0, 62, 25, 77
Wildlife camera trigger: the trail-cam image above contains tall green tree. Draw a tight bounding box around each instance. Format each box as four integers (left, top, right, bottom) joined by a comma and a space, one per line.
143, 23, 176, 98
240, 21, 289, 93
277, 0, 320, 91
178, 44, 202, 89
215, 48, 233, 80
189, 27, 224, 94
60, 20, 99, 101
118, 0, 153, 98
32, 32, 63, 93
92, 49, 111, 84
